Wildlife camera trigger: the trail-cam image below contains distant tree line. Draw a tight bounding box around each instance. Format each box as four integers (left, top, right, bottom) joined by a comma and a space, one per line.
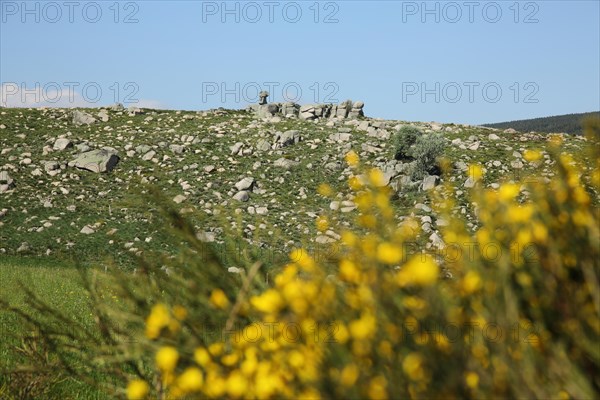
483, 111, 600, 135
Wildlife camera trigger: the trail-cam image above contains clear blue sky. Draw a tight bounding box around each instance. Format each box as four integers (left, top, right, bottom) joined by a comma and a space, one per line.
1, 0, 599, 124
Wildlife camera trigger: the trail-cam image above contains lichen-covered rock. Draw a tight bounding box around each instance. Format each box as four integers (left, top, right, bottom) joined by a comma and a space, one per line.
72, 110, 96, 126
69, 149, 119, 173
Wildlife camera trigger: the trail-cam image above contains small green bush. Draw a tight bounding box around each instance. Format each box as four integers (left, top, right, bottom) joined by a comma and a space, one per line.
411, 133, 446, 179
392, 126, 421, 160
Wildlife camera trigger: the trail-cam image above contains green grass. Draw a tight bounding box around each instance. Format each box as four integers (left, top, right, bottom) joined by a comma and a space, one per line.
0, 257, 110, 399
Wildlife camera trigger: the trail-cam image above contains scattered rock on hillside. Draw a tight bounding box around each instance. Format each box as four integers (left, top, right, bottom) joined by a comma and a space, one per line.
0, 171, 15, 193
256, 139, 271, 152
75, 143, 92, 153
80, 225, 95, 235
197, 231, 216, 242
341, 201, 357, 213
98, 110, 109, 122
468, 141, 480, 151
53, 138, 73, 151
421, 175, 439, 191
455, 161, 468, 172
274, 158, 299, 169
72, 110, 97, 126
233, 191, 250, 202
136, 145, 152, 154
275, 130, 302, 147
464, 177, 477, 188
230, 142, 244, 155
69, 149, 120, 173
358, 121, 371, 131
17, 242, 30, 253
511, 160, 524, 169
142, 150, 156, 161
235, 177, 255, 191
316, 235, 335, 244
415, 203, 432, 213
429, 232, 445, 250
128, 106, 144, 116
329, 132, 352, 142
255, 206, 268, 215
173, 195, 187, 204
170, 144, 185, 154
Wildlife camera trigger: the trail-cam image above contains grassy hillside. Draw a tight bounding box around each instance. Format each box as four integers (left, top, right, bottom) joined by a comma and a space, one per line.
483, 111, 600, 135
1, 106, 599, 399
1, 107, 596, 268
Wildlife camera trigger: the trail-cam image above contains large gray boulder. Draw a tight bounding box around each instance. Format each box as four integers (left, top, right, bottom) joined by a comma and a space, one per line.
69, 149, 120, 173
280, 102, 299, 117
329, 100, 352, 119
358, 120, 371, 131
275, 130, 302, 147
257, 103, 279, 119
72, 110, 97, 126
348, 101, 365, 119
299, 104, 331, 120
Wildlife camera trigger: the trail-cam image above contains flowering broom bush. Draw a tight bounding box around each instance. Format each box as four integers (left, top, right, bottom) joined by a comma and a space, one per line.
125, 123, 599, 399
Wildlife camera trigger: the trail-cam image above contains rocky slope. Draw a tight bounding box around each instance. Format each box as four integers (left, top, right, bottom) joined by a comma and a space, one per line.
0, 105, 596, 267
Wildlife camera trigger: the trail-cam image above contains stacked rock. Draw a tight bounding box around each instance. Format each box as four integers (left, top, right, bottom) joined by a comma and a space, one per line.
249, 91, 365, 121
348, 101, 365, 119
280, 102, 300, 117
254, 91, 281, 118
299, 104, 332, 120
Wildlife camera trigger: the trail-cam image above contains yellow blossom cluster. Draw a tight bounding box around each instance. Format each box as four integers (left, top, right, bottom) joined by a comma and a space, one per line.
128, 126, 599, 399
